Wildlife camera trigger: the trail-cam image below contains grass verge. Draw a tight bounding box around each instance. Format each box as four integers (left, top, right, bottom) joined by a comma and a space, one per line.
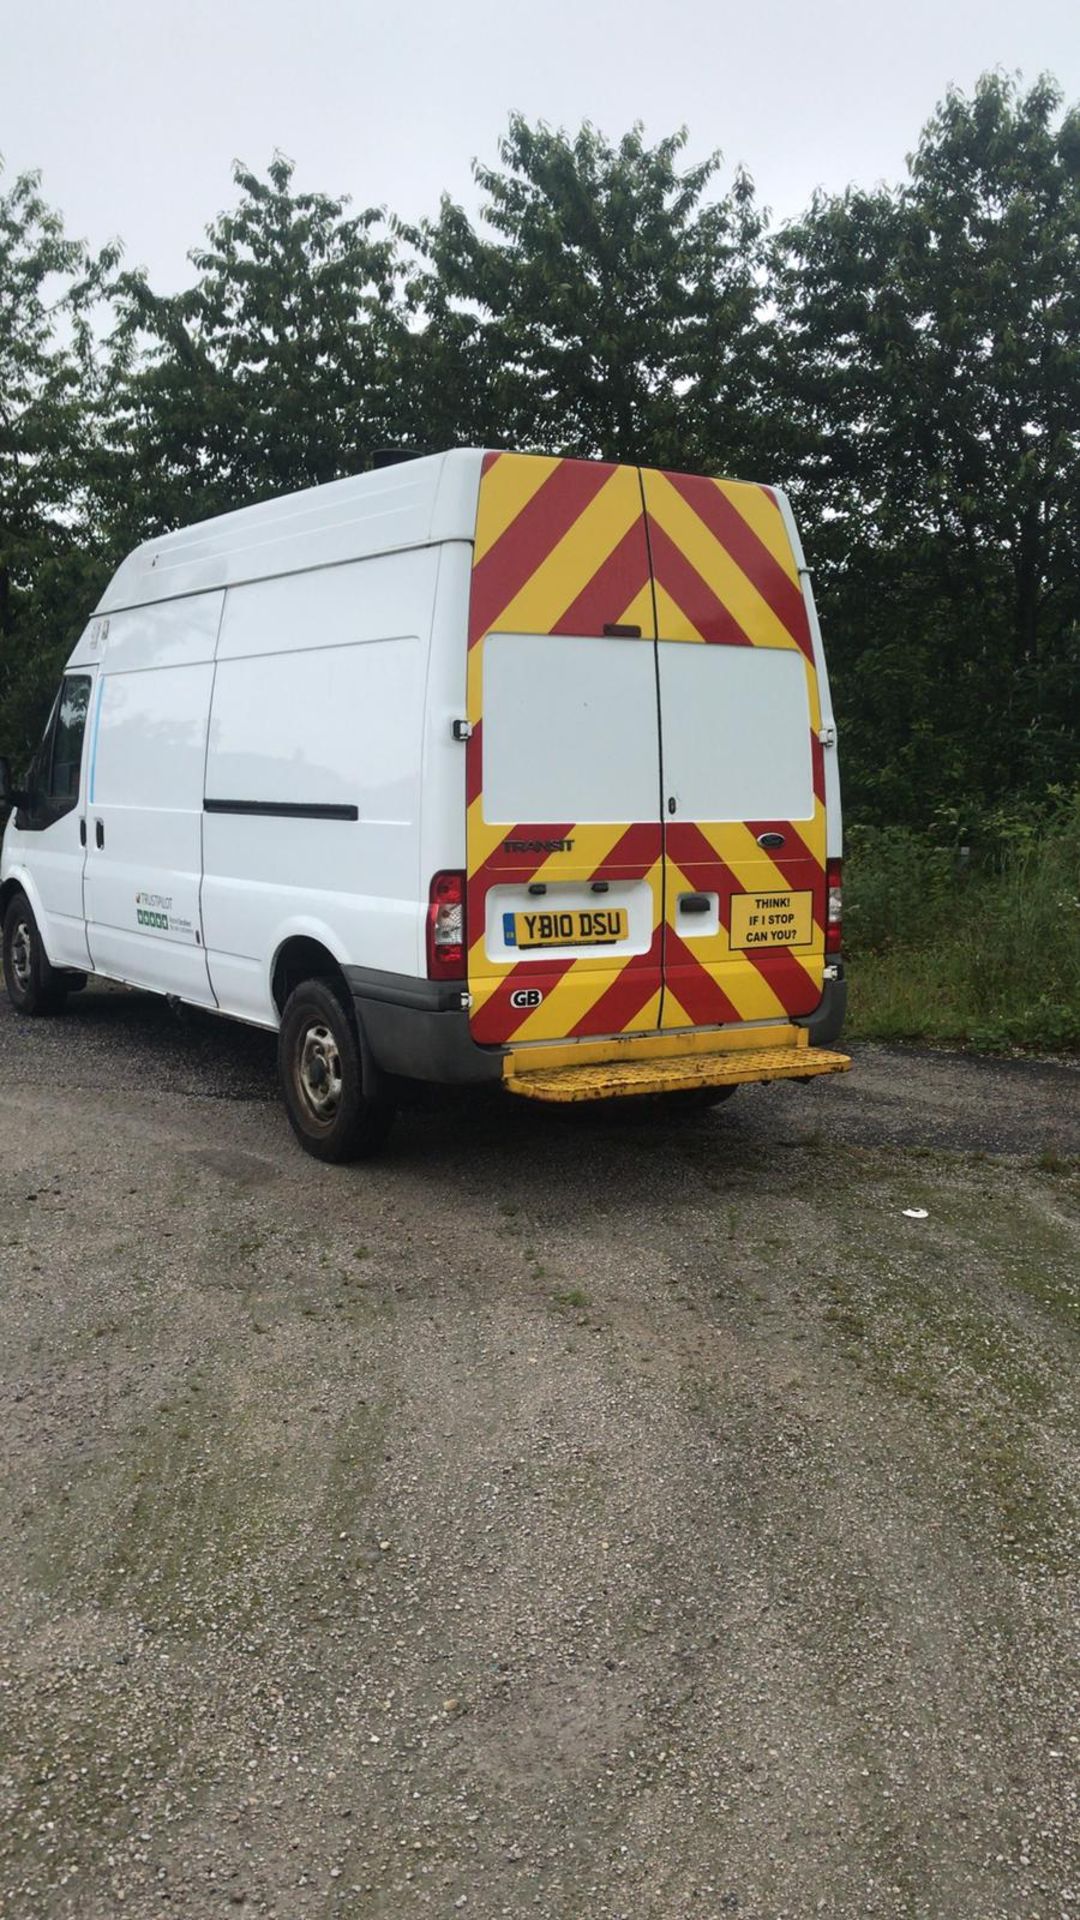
844, 796, 1080, 1052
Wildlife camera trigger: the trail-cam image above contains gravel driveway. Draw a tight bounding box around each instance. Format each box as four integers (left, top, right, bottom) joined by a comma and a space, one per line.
1, 984, 1077, 1920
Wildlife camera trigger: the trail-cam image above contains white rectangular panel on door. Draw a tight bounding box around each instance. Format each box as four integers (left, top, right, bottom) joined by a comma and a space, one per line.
482, 631, 661, 826
658, 643, 813, 824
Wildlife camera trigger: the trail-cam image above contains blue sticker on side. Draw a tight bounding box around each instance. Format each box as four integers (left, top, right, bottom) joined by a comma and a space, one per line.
502, 912, 517, 947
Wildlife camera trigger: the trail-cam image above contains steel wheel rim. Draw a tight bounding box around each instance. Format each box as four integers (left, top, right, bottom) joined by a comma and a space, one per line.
296, 1021, 343, 1122
10, 920, 33, 991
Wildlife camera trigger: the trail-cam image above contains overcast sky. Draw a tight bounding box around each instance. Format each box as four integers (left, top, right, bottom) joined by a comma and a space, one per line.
5, 0, 1078, 290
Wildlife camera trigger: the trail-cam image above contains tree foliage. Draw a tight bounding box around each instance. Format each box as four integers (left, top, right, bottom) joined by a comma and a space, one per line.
0, 162, 118, 760
2, 79, 1078, 829
111, 154, 409, 537
772, 73, 1080, 818
413, 118, 765, 470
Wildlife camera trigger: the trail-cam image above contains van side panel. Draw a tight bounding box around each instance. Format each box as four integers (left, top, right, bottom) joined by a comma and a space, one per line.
416, 541, 471, 891
96, 453, 482, 614
201, 550, 438, 1025
82, 595, 221, 1004
773, 489, 843, 857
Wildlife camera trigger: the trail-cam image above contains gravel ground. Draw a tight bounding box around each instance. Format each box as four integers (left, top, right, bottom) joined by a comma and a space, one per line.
1, 983, 1077, 1920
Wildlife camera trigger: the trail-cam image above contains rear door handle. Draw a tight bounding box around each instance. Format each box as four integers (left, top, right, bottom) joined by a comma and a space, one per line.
95, 819, 104, 849
679, 892, 711, 914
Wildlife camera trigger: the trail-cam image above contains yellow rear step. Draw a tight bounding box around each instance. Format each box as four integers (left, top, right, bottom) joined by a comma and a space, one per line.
504, 1045, 851, 1103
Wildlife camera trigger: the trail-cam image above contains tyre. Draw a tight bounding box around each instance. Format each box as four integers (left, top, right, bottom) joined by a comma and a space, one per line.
2, 892, 69, 1016
278, 977, 394, 1163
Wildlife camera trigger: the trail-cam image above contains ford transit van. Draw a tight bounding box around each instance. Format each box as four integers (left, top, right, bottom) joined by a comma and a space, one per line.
1, 451, 849, 1159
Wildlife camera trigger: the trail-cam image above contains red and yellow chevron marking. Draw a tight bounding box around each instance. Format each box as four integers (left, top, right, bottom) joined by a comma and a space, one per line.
640, 468, 826, 1034
466, 453, 829, 1050
646, 471, 815, 657
467, 821, 663, 1048
467, 454, 662, 1047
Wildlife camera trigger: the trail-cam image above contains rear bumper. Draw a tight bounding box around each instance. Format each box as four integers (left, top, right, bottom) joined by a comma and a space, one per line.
343, 967, 503, 1087
795, 963, 847, 1049
343, 963, 848, 1091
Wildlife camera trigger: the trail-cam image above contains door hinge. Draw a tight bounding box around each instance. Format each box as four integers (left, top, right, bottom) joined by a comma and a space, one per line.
451, 719, 472, 742
818, 724, 836, 748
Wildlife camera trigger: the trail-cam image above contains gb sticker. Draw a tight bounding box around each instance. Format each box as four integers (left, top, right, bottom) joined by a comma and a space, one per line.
509, 988, 543, 1010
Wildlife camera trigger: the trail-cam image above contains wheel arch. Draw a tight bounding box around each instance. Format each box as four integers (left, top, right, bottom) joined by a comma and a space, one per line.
1, 869, 50, 953
0, 875, 23, 922
270, 933, 353, 1021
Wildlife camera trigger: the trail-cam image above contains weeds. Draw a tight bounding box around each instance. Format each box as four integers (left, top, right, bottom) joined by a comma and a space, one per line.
845, 791, 1080, 1051
552, 1287, 590, 1311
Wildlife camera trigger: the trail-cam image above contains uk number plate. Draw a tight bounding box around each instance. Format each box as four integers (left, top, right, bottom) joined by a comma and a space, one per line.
503, 907, 628, 950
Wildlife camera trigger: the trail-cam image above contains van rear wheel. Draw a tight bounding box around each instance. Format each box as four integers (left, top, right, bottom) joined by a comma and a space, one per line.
2, 892, 69, 1016
278, 978, 394, 1163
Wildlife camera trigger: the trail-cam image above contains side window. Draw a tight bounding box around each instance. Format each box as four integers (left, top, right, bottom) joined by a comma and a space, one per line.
26, 691, 61, 793
18, 674, 92, 831
47, 675, 92, 804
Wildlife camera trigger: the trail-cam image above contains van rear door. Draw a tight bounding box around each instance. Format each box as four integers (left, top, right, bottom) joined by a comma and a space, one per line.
641, 468, 827, 1029
466, 454, 663, 1048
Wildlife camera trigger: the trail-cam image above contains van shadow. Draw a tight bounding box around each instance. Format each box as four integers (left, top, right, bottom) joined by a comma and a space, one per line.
64, 982, 280, 1100
394, 1082, 765, 1218
61, 983, 778, 1204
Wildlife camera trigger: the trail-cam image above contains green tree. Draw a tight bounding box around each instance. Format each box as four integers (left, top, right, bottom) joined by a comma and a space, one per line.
111, 153, 411, 541
412, 117, 767, 470
0, 162, 119, 764
773, 74, 1080, 823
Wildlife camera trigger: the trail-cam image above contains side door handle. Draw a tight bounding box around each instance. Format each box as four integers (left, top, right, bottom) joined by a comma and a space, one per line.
95, 819, 104, 849
79, 818, 86, 846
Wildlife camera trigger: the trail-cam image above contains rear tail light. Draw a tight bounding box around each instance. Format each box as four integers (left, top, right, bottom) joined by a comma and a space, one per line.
825, 857, 842, 954
427, 870, 466, 979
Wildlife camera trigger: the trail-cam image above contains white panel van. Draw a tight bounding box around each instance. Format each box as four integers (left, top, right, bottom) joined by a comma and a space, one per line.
1, 451, 849, 1160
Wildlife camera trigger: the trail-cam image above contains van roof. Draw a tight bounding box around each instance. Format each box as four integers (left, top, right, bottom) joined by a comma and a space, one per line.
95, 449, 489, 614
